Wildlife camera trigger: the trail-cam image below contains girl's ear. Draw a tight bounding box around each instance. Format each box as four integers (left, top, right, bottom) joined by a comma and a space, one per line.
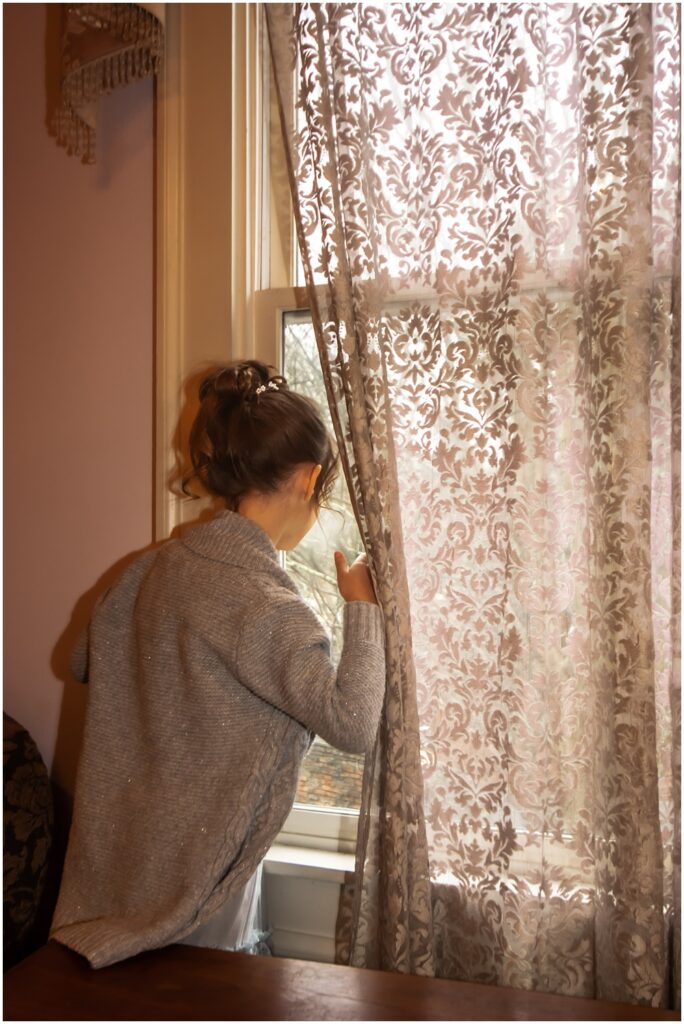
305, 464, 322, 501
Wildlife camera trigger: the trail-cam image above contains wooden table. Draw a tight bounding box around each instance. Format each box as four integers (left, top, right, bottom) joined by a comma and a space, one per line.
3, 941, 678, 1021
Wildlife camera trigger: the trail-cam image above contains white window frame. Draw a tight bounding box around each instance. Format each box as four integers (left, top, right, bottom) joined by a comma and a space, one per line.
155, 4, 359, 854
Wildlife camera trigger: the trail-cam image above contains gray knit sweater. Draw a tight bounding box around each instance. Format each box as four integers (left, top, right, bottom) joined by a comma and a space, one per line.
50, 511, 385, 968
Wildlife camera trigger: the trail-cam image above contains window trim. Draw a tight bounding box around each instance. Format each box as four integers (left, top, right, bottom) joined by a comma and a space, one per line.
155, 4, 360, 852
253, 287, 308, 369
154, 0, 183, 541
278, 805, 359, 855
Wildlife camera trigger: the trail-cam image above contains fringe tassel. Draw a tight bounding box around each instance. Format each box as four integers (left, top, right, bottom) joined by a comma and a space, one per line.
52, 3, 164, 164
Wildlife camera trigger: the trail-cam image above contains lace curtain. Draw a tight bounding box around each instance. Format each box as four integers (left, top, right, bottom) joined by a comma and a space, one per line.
268, 2, 680, 1007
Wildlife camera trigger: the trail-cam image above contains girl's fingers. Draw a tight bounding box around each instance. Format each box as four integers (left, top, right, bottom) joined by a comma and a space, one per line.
334, 550, 377, 604
334, 550, 348, 586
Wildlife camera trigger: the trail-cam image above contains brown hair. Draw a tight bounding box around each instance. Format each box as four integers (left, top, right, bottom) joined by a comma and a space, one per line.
183, 361, 338, 511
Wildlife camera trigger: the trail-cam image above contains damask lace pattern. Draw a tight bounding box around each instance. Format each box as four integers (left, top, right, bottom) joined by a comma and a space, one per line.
268, 2, 680, 1006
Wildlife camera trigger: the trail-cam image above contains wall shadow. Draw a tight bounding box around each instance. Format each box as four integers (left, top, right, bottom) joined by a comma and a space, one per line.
97, 75, 154, 189
49, 361, 229, 830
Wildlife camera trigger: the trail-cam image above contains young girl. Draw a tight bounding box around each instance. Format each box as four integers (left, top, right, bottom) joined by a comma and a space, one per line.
50, 361, 386, 969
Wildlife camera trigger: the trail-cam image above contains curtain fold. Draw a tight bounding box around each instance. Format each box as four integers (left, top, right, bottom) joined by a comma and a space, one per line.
269, 4, 437, 973
268, 2, 680, 1007
52, 3, 164, 163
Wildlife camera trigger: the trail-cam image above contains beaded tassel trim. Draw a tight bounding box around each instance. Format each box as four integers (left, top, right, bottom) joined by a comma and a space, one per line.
52, 4, 164, 164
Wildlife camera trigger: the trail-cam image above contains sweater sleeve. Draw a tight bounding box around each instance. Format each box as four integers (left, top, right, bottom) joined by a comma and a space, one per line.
235, 591, 386, 753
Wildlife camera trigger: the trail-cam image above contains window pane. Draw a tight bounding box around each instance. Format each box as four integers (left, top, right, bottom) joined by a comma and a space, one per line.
282, 311, 364, 810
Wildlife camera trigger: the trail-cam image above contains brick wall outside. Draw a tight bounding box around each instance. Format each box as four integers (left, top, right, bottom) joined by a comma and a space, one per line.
296, 739, 363, 809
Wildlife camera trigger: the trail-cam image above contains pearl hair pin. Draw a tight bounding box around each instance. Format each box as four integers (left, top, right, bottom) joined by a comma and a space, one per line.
256, 381, 279, 394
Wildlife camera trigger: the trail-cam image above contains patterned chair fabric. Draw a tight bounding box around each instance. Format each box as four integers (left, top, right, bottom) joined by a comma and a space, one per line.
3, 713, 53, 968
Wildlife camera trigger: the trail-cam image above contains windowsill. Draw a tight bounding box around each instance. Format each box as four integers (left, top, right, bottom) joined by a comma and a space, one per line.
275, 804, 359, 855
264, 843, 355, 884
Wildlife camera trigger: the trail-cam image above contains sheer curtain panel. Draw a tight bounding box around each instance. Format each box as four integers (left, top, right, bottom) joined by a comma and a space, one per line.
267, 3, 680, 1008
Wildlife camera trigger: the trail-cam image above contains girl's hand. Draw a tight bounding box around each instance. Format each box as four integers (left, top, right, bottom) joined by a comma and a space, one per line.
334, 551, 378, 605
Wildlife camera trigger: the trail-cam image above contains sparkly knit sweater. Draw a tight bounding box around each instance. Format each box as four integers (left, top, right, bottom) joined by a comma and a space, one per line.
50, 511, 386, 969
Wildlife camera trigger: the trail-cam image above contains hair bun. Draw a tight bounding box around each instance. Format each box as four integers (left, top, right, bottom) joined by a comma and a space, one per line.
198, 361, 273, 403
185, 360, 337, 510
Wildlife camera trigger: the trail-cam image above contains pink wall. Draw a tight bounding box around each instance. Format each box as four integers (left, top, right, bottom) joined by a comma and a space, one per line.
4, 4, 154, 800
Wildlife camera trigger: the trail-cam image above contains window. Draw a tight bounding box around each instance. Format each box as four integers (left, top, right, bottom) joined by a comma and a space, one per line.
255, 303, 367, 813
281, 311, 365, 811
156, 4, 366, 845
253, 12, 366, 819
